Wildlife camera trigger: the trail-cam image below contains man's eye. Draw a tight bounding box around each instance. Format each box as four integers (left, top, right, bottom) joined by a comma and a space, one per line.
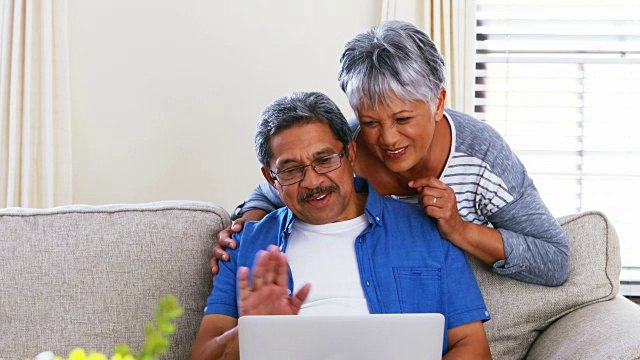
315, 157, 333, 165
280, 167, 301, 175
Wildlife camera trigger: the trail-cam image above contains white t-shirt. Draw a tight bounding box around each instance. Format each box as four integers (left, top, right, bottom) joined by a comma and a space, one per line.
286, 214, 370, 315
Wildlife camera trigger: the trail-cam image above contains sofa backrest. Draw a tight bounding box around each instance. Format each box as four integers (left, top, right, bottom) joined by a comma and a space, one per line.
1, 203, 621, 360
472, 211, 621, 359
0, 201, 230, 360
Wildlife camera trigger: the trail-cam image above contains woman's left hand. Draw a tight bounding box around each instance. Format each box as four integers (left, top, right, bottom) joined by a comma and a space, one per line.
408, 177, 468, 244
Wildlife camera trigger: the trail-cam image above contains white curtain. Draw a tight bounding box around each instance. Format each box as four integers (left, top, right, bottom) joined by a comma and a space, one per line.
380, 0, 476, 112
0, 0, 72, 208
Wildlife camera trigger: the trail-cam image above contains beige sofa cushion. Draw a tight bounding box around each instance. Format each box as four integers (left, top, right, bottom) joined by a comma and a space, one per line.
526, 294, 640, 360
0, 201, 230, 360
471, 211, 621, 359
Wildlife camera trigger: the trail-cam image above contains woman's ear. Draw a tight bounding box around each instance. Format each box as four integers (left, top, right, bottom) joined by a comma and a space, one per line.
435, 88, 447, 121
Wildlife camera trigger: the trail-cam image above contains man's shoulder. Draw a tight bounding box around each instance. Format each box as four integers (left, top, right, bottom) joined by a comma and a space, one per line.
379, 195, 426, 215
235, 208, 287, 252
243, 207, 288, 231
376, 196, 439, 231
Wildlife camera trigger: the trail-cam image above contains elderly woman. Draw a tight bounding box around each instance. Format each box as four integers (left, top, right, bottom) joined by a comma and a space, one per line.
214, 21, 569, 286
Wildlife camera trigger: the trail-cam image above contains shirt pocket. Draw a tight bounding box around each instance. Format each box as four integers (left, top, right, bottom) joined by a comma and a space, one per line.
393, 267, 443, 313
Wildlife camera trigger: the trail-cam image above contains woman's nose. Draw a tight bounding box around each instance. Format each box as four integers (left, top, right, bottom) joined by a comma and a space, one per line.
379, 125, 400, 146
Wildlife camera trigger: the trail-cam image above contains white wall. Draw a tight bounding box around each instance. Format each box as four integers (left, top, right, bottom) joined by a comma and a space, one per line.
67, 0, 379, 213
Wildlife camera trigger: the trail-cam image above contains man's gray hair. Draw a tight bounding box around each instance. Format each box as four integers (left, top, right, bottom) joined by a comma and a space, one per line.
256, 92, 352, 168
338, 20, 445, 114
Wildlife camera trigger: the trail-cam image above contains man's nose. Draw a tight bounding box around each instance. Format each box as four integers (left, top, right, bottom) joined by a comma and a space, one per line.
299, 166, 324, 188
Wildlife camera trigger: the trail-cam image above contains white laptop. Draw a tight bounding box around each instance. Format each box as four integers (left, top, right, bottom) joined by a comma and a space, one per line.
238, 313, 445, 360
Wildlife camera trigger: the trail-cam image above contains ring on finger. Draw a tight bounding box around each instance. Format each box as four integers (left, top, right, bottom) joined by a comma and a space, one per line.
432, 197, 437, 206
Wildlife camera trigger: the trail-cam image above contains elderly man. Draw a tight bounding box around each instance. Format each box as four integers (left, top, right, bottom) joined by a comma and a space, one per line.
190, 92, 491, 359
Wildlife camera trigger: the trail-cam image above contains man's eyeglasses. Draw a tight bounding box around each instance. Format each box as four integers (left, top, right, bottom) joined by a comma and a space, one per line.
270, 153, 345, 186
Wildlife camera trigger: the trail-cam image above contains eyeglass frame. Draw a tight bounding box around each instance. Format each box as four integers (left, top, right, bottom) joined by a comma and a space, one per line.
269, 152, 346, 186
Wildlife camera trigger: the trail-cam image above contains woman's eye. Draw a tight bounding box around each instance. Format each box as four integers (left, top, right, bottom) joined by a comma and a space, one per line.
396, 117, 411, 123
361, 121, 378, 128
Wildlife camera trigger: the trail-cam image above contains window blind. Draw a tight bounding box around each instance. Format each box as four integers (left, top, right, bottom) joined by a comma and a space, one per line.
474, 0, 640, 267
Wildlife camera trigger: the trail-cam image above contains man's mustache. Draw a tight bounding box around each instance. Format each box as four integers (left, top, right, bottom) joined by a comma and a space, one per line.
298, 185, 339, 203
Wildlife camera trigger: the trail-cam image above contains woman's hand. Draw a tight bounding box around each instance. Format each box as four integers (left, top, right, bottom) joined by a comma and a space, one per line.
210, 220, 243, 274
211, 209, 269, 274
408, 177, 468, 245
408, 177, 505, 265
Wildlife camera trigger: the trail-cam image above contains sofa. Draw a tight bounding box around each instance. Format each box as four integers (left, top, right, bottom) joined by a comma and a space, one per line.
1, 201, 639, 359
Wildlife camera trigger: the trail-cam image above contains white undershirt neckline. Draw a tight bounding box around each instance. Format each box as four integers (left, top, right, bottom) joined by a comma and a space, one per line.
286, 214, 370, 316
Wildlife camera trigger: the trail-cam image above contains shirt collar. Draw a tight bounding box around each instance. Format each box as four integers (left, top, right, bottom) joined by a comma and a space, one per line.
356, 177, 384, 227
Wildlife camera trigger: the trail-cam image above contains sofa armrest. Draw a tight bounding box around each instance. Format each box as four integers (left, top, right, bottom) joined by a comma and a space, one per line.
526, 295, 640, 360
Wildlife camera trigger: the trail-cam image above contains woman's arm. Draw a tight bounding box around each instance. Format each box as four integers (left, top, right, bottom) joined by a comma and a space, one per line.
211, 182, 284, 274
409, 177, 569, 286
487, 184, 570, 286
231, 182, 285, 220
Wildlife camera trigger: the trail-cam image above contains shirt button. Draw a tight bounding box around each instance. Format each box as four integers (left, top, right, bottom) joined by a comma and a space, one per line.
366, 281, 370, 286
521, 264, 527, 269
375, 216, 380, 221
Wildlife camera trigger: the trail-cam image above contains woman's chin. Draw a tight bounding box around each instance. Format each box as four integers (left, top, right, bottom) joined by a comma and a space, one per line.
381, 158, 415, 176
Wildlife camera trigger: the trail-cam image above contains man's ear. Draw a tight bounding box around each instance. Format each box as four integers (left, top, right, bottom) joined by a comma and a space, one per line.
434, 88, 446, 121
346, 140, 357, 168
261, 167, 277, 188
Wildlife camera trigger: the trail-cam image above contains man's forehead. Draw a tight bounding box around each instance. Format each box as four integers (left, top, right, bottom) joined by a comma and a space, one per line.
273, 146, 337, 167
269, 123, 342, 165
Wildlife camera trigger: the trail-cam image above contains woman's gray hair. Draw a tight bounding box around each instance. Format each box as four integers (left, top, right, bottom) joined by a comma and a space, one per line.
338, 20, 445, 114
255, 92, 352, 168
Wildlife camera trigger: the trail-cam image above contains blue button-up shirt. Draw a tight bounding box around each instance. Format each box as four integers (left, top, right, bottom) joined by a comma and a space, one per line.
206, 177, 490, 353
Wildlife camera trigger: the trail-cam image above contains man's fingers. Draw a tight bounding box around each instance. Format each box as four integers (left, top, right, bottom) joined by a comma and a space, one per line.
291, 283, 312, 313
263, 249, 279, 285
237, 266, 250, 295
251, 250, 268, 289
265, 245, 286, 285
275, 250, 289, 287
